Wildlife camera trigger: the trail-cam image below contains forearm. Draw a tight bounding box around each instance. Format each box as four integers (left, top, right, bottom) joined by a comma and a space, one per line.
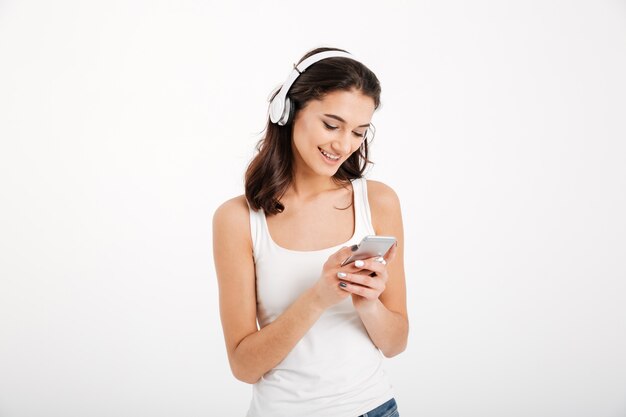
231, 288, 325, 383
356, 299, 408, 357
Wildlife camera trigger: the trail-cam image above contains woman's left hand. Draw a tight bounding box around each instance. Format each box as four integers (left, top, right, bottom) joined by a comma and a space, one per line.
337, 243, 398, 309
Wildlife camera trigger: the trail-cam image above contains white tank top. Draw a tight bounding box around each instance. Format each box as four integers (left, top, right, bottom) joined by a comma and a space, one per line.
246, 178, 394, 417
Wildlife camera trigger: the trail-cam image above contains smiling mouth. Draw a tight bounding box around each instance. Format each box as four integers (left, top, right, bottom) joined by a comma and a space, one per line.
318, 147, 341, 161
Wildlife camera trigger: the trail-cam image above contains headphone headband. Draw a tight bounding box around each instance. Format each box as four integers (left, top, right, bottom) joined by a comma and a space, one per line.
268, 50, 359, 125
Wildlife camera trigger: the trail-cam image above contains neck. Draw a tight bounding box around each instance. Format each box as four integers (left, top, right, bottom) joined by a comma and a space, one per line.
289, 169, 340, 200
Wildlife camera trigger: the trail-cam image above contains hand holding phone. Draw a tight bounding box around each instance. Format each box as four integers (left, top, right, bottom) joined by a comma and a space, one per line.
341, 235, 397, 266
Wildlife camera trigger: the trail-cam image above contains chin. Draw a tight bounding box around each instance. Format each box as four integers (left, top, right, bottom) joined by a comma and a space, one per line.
316, 162, 342, 177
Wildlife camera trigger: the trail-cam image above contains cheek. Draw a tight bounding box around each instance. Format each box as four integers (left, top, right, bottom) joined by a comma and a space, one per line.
294, 119, 319, 145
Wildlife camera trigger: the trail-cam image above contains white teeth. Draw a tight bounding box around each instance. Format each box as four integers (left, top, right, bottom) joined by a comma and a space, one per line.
319, 148, 340, 160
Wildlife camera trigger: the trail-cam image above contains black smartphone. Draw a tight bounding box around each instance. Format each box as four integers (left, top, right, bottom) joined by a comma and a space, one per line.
341, 235, 397, 266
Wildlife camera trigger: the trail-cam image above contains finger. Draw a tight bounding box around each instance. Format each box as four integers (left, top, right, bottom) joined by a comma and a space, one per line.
353, 264, 389, 283
360, 269, 389, 283
338, 281, 381, 299
338, 272, 384, 290
349, 258, 386, 274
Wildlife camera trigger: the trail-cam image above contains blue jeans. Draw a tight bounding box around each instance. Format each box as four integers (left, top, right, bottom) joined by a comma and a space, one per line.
359, 398, 399, 417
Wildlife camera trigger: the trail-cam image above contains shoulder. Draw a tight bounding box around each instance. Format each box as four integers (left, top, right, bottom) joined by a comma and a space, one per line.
365, 179, 401, 212
213, 195, 250, 224
364, 179, 402, 233
213, 195, 252, 246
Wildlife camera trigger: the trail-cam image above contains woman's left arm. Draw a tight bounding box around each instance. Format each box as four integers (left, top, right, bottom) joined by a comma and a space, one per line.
339, 180, 408, 357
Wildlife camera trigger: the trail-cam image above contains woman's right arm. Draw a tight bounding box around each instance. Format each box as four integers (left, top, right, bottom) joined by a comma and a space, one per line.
212, 196, 353, 384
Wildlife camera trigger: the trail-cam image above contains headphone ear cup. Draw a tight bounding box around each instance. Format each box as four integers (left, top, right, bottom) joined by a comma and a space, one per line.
275, 97, 294, 126
281, 97, 295, 125
271, 95, 291, 126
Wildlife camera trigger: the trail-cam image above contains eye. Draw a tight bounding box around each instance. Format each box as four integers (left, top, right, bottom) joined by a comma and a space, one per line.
353, 131, 366, 139
323, 121, 338, 130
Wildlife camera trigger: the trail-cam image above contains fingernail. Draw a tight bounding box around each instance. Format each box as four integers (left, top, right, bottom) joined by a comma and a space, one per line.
337, 272, 347, 278
354, 260, 365, 268
351, 244, 358, 252
339, 282, 347, 288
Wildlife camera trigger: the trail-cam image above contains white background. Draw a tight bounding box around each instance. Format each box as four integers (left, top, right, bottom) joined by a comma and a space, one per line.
1, 1, 625, 416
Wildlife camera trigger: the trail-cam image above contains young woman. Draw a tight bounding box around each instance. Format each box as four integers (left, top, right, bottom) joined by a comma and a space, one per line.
213, 47, 408, 417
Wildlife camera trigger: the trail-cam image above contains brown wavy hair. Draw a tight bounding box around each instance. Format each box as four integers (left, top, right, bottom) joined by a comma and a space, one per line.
245, 47, 381, 215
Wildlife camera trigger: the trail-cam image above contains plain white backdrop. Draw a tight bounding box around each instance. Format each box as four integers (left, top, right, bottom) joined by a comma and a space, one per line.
1, 1, 625, 416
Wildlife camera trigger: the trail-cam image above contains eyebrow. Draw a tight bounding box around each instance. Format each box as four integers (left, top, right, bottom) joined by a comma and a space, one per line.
323, 114, 370, 128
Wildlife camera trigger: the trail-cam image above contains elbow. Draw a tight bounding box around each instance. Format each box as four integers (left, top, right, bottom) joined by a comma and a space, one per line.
381, 342, 407, 358
230, 360, 262, 385
233, 371, 260, 385
381, 326, 409, 358
228, 339, 264, 384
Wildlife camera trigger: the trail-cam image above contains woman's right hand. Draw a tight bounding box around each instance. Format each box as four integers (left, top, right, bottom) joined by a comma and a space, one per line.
311, 246, 355, 310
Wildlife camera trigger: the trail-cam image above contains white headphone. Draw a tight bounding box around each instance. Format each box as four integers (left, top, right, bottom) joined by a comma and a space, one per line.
267, 50, 376, 141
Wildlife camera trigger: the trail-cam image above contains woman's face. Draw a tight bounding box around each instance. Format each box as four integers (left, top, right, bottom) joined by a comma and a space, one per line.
291, 88, 376, 178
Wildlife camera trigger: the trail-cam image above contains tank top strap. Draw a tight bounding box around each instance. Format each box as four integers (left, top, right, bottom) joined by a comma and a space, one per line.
351, 177, 376, 236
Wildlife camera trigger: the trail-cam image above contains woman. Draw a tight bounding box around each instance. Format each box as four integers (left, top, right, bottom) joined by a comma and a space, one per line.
213, 47, 408, 417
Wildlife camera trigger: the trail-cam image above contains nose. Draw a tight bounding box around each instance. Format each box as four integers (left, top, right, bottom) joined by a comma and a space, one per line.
331, 130, 353, 156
